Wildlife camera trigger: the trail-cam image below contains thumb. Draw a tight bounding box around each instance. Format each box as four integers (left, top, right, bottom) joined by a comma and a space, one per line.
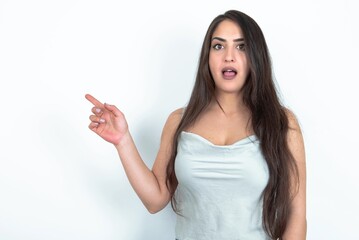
104, 103, 121, 117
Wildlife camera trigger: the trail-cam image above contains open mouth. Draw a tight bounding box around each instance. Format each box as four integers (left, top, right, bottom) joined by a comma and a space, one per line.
222, 67, 237, 79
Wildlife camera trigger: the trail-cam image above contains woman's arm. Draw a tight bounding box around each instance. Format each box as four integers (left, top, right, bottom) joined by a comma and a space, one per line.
85, 94, 182, 213
282, 111, 307, 239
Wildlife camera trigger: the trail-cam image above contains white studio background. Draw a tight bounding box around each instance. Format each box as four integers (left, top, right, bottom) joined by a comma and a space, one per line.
0, 0, 358, 239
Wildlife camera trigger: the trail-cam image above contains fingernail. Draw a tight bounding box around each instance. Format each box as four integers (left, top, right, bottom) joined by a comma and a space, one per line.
95, 108, 101, 113
99, 118, 105, 123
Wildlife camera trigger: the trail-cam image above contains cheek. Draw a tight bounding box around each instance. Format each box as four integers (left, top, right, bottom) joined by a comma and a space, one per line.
209, 53, 219, 76
240, 56, 250, 75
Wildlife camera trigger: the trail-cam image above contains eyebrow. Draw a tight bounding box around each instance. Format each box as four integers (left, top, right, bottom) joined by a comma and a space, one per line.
211, 37, 244, 42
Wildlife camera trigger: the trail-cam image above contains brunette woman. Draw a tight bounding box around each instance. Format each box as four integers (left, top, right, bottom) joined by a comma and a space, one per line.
86, 10, 306, 240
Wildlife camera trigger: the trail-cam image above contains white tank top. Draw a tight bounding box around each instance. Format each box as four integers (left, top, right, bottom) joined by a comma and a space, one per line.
174, 131, 270, 240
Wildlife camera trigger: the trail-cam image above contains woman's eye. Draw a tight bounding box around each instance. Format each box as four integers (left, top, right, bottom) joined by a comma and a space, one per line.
237, 43, 245, 51
212, 44, 223, 50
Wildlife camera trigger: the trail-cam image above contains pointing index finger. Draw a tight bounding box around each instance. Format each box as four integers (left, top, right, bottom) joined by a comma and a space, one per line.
85, 94, 104, 107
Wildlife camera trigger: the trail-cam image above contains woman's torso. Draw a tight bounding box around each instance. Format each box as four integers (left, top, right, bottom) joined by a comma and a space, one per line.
174, 106, 270, 240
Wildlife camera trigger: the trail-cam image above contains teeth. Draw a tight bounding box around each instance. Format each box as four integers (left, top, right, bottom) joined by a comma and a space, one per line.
223, 69, 236, 73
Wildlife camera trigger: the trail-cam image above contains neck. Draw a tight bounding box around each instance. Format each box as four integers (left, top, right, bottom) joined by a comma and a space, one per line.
212, 91, 247, 115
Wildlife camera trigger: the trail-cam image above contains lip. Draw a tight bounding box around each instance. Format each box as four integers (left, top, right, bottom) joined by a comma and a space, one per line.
222, 67, 237, 80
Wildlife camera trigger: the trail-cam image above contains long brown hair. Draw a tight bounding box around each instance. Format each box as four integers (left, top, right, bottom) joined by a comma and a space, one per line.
166, 10, 299, 239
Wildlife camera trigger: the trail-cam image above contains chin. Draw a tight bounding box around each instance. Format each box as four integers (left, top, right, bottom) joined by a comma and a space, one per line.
216, 87, 243, 95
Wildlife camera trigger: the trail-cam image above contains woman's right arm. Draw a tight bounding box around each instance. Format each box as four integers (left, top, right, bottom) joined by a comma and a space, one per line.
85, 94, 182, 213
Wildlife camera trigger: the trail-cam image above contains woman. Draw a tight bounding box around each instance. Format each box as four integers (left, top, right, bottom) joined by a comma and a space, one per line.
86, 10, 306, 240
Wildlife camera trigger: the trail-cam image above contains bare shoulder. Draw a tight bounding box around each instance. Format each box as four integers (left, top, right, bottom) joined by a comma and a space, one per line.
284, 108, 301, 131
161, 107, 184, 139
167, 108, 184, 124
284, 108, 306, 163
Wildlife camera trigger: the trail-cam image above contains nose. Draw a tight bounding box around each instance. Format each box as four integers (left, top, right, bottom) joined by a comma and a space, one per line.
224, 49, 235, 62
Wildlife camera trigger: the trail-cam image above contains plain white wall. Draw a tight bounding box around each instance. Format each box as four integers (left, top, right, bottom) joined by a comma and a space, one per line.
0, 0, 358, 239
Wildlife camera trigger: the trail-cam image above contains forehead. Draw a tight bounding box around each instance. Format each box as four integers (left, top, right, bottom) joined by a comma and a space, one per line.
212, 20, 244, 38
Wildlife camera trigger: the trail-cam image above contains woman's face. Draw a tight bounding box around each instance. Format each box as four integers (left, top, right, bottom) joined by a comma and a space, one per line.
209, 20, 249, 95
